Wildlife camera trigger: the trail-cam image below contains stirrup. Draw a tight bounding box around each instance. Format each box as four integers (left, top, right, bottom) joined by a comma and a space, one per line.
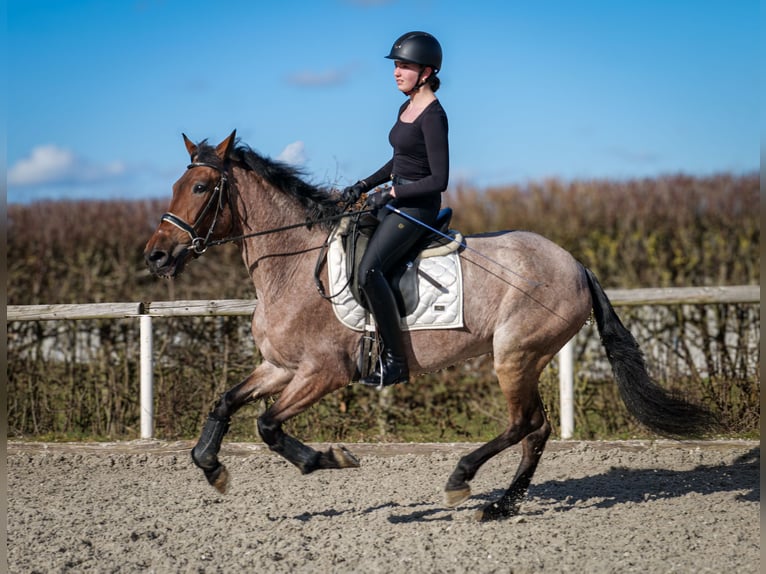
358, 355, 409, 388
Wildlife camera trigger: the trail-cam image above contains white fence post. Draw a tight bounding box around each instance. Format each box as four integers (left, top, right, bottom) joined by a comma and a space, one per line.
6, 286, 758, 441
139, 314, 154, 439
559, 339, 574, 439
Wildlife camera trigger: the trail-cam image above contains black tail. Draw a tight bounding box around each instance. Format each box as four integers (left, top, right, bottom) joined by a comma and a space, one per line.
584, 267, 718, 437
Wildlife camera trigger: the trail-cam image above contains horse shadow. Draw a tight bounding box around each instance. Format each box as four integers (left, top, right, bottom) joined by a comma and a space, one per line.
384, 447, 760, 523
288, 448, 758, 523
293, 500, 454, 524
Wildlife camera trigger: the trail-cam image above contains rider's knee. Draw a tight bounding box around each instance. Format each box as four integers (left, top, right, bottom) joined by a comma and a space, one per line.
359, 266, 382, 290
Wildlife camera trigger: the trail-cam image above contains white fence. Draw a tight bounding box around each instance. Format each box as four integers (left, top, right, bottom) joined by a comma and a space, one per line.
7, 285, 760, 439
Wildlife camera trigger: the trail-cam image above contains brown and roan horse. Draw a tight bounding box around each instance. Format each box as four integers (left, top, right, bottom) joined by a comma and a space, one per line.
144, 131, 716, 521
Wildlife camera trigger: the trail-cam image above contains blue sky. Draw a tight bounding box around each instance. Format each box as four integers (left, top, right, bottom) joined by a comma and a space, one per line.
6, 0, 760, 204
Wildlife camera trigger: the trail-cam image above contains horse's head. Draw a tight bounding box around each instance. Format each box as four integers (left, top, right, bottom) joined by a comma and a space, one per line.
144, 130, 238, 278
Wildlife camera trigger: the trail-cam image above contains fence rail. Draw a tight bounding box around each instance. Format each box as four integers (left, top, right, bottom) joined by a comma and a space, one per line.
7, 285, 760, 439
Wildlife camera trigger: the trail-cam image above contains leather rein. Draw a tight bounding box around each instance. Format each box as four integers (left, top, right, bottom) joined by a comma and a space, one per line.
160, 161, 368, 256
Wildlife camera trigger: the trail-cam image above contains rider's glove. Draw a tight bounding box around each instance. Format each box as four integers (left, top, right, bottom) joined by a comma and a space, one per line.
365, 189, 393, 209
341, 181, 368, 203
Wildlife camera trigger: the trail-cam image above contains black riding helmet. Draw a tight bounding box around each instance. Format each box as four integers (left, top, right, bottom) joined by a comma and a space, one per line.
385, 31, 442, 72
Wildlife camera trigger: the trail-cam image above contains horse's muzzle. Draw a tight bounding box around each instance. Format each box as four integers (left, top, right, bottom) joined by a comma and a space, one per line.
144, 244, 191, 278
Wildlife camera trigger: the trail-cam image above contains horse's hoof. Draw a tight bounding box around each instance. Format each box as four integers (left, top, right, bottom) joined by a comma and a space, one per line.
444, 486, 471, 508
332, 445, 360, 468
204, 464, 230, 494
475, 500, 519, 522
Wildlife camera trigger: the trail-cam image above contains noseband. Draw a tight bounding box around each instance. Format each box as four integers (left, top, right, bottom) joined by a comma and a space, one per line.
161, 162, 228, 255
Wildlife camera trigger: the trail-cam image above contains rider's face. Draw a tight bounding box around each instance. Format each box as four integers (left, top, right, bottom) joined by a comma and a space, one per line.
393, 61, 427, 93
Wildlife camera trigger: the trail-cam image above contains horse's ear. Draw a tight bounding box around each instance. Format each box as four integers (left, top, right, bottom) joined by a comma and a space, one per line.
182, 133, 197, 159
215, 129, 237, 160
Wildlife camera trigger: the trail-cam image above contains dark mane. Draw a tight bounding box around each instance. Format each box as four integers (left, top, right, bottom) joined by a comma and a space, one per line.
193, 138, 343, 231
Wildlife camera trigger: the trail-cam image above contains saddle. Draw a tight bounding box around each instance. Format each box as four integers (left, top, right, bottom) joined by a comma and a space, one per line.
341, 207, 463, 316
318, 208, 465, 380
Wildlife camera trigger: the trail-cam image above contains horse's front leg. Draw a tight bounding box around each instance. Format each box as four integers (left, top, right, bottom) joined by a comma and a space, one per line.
256, 369, 360, 474
191, 361, 292, 493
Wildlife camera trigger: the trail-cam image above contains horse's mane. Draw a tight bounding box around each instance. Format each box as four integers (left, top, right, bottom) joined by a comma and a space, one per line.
193, 139, 343, 231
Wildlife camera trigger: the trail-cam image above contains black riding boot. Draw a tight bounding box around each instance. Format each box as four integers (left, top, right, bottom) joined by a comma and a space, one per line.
359, 269, 409, 387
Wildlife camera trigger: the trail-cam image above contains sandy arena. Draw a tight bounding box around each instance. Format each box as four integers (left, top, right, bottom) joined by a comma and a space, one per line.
7, 439, 760, 573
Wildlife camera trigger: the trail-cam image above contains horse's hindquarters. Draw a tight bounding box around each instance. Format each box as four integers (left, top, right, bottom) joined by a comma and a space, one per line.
409, 231, 591, 373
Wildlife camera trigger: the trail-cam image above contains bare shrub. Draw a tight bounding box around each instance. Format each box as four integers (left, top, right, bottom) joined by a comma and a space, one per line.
7, 174, 760, 440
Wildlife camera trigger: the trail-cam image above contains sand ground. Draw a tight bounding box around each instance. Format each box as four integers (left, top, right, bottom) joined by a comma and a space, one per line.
7, 439, 760, 573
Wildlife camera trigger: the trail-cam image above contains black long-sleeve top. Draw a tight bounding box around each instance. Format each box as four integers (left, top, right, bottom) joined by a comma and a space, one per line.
363, 99, 449, 209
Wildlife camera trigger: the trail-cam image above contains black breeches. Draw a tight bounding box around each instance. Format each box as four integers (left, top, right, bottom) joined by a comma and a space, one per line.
358, 205, 439, 287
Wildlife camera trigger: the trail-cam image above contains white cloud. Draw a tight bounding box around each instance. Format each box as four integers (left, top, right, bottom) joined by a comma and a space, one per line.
277, 141, 308, 165
8, 144, 126, 187
9, 145, 75, 185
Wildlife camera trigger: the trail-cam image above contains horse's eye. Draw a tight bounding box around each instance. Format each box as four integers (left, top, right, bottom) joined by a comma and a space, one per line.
193, 183, 207, 195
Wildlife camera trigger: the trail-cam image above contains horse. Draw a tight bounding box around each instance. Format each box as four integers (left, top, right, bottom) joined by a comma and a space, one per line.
144, 130, 716, 521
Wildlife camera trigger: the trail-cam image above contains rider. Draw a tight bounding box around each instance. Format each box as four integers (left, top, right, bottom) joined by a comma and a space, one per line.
342, 31, 449, 387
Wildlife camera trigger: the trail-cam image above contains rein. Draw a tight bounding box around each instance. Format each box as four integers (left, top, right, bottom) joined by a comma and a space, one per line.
160, 161, 369, 255
205, 209, 368, 248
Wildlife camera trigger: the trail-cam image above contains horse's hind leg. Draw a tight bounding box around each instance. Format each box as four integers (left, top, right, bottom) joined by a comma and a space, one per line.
444, 372, 551, 521
477, 399, 551, 521
191, 361, 293, 493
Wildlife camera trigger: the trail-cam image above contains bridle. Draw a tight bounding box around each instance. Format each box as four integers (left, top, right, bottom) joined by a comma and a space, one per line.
160, 159, 372, 256
160, 162, 229, 255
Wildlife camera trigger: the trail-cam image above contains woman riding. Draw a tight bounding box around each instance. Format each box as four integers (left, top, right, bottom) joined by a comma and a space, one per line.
342, 31, 449, 387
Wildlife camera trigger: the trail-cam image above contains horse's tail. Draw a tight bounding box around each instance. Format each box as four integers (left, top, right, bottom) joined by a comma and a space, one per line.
583, 266, 718, 437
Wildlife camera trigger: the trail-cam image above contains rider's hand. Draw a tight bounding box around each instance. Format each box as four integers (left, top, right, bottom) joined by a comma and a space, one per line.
341, 181, 367, 203
365, 189, 393, 209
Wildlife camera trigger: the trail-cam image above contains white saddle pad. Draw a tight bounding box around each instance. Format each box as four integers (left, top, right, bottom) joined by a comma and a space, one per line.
326, 225, 464, 332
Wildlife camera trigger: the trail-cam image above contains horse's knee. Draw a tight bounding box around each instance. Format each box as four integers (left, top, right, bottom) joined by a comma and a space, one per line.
211, 388, 241, 420
257, 416, 280, 447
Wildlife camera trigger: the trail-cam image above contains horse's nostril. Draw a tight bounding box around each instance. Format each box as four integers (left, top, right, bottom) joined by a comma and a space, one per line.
146, 249, 168, 265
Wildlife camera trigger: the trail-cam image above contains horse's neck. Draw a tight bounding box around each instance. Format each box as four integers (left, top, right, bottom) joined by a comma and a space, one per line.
233, 174, 323, 302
